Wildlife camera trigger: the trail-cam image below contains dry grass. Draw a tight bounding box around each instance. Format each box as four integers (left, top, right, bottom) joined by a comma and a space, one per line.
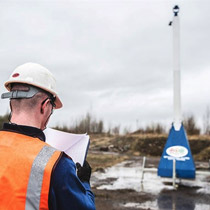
87, 152, 129, 172
188, 135, 210, 141
88, 133, 210, 164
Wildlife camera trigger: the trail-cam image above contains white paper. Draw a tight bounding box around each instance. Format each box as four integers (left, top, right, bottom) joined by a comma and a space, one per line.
44, 128, 90, 165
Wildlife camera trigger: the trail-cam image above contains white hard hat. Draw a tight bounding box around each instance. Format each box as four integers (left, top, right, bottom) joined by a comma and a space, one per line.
4, 62, 63, 109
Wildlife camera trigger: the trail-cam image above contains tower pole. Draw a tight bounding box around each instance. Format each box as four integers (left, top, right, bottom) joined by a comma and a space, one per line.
172, 5, 181, 131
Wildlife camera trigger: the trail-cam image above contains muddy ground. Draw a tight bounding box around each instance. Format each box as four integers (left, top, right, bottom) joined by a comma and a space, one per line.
90, 156, 210, 210
92, 185, 210, 210
93, 188, 154, 210
87, 134, 210, 210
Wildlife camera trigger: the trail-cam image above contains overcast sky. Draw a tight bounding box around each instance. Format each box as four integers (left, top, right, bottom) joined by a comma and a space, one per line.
0, 0, 210, 132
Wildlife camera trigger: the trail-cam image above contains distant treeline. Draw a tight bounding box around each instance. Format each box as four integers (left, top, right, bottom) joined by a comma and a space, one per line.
1, 108, 210, 135
54, 112, 207, 135
54, 113, 105, 134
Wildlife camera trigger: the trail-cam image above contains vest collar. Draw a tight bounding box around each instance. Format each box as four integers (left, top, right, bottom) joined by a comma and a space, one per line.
2, 123, 45, 142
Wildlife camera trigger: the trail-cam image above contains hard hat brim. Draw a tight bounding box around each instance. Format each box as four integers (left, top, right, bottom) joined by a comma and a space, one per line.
4, 80, 63, 109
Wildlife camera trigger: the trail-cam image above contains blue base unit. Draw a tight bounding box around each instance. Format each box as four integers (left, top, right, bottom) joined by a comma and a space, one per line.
158, 124, 195, 179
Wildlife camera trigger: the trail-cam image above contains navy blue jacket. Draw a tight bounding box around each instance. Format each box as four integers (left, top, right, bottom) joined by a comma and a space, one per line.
2, 123, 95, 210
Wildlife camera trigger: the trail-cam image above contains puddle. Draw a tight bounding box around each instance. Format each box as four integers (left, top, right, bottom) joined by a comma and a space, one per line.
122, 201, 158, 209
91, 160, 210, 209
92, 160, 210, 194
195, 204, 210, 210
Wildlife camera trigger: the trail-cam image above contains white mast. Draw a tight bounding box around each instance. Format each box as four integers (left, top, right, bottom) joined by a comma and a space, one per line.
172, 5, 182, 131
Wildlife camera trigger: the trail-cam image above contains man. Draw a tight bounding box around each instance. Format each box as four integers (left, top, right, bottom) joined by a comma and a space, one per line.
0, 62, 96, 210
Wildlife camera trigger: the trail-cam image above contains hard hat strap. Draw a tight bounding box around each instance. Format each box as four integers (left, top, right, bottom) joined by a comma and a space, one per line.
1, 86, 41, 99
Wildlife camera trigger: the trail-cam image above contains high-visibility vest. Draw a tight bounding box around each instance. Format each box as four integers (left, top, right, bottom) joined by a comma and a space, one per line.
0, 131, 62, 210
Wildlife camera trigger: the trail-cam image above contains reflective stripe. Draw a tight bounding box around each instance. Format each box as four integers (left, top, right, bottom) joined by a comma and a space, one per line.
25, 145, 57, 210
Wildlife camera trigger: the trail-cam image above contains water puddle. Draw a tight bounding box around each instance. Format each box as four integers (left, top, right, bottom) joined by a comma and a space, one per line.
122, 201, 158, 209
91, 160, 210, 209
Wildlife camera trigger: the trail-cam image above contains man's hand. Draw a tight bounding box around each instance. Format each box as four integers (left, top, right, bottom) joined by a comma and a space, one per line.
76, 161, 92, 183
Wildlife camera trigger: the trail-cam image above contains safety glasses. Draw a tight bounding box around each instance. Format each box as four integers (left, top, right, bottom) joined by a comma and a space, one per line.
42, 96, 56, 108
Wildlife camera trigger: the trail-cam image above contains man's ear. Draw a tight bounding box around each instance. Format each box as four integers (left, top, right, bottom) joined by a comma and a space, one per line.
40, 99, 50, 114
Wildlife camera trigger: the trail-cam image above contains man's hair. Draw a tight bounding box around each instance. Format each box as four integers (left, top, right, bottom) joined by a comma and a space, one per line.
10, 84, 49, 113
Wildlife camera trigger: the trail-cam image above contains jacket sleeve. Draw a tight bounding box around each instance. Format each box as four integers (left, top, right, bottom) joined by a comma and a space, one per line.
48, 153, 96, 210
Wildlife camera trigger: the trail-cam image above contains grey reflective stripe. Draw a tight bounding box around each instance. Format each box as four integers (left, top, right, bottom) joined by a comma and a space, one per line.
25, 145, 57, 210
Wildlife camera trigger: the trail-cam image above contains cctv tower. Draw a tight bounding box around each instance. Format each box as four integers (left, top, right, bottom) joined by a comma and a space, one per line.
158, 6, 195, 179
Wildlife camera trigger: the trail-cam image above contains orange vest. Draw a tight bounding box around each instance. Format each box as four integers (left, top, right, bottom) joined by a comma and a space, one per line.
0, 131, 62, 210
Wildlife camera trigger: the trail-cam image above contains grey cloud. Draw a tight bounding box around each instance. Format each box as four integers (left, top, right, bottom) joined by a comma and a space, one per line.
0, 0, 209, 132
